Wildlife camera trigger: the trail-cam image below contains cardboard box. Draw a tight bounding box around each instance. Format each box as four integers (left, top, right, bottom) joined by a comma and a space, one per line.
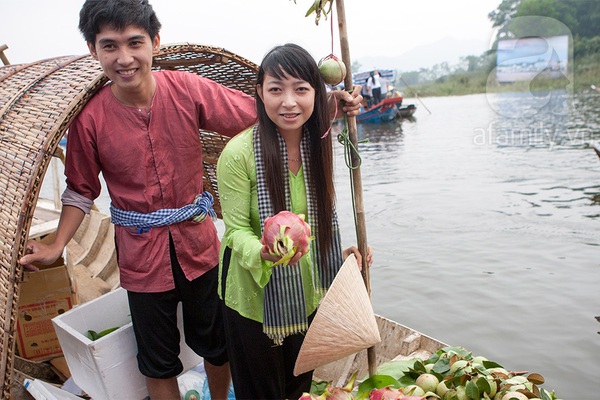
16, 235, 76, 361
52, 287, 202, 400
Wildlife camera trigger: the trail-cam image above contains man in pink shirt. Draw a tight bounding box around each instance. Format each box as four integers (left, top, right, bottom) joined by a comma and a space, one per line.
19, 0, 255, 398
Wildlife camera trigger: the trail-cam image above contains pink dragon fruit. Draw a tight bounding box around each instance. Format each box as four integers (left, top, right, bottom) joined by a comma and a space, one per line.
368, 387, 405, 400
261, 211, 313, 267
324, 372, 357, 400
325, 387, 355, 400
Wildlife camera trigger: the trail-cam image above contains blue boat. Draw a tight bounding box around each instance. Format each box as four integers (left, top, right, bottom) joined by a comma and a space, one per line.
352, 69, 412, 123
356, 97, 403, 123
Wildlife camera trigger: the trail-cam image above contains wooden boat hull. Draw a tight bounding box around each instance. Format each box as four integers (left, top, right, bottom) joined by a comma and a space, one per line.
67, 210, 120, 303
314, 314, 446, 386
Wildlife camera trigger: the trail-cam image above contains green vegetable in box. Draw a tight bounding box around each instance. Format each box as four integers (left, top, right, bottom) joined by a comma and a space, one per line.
86, 326, 119, 341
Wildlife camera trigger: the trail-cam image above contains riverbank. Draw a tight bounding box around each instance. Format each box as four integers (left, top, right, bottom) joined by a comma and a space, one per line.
400, 53, 600, 97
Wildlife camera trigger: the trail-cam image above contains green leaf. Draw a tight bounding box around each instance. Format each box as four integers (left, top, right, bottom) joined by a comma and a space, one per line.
86, 330, 99, 340
361, 374, 400, 389
444, 375, 463, 388
440, 346, 472, 359
86, 326, 119, 341
304, 0, 319, 17
398, 375, 414, 386
429, 352, 441, 363
482, 360, 504, 369
465, 380, 480, 399
356, 375, 400, 399
475, 376, 492, 394
431, 358, 451, 375
96, 326, 119, 339
304, 4, 316, 17
376, 359, 418, 379
412, 359, 427, 373
539, 388, 557, 400
444, 391, 459, 400
310, 380, 328, 396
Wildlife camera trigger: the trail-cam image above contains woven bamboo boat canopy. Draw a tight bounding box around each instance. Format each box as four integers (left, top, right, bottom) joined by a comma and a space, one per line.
0, 43, 258, 399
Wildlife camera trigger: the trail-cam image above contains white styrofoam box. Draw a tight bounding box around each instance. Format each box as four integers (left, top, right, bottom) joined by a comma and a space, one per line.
52, 287, 202, 400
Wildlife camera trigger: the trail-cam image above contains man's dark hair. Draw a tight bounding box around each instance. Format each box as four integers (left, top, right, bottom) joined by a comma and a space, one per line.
79, 0, 162, 44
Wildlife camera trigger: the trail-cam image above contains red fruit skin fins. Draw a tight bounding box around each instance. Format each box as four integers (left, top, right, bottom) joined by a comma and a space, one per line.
260, 211, 313, 257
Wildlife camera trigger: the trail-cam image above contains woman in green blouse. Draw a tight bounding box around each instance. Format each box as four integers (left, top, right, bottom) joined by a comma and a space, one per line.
216, 43, 369, 400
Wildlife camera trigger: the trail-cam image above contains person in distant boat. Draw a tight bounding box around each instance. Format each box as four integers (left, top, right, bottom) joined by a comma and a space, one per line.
367, 70, 382, 105
216, 43, 372, 400
361, 82, 373, 108
380, 72, 390, 99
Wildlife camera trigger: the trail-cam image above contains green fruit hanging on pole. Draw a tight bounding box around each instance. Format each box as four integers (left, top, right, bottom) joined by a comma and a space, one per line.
289, 1, 346, 85
318, 54, 347, 86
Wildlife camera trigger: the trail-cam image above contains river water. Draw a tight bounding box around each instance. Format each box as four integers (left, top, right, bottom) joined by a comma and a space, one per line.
41, 91, 599, 398
331, 91, 600, 399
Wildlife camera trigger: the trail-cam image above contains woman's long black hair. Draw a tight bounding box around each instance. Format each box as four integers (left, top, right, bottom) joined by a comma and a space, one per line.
255, 43, 336, 259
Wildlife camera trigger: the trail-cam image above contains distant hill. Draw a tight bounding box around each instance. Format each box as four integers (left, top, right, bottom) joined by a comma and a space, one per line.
355, 36, 490, 72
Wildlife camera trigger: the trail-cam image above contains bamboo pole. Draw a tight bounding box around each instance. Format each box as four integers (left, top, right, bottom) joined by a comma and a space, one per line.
398, 75, 432, 114
335, 0, 377, 377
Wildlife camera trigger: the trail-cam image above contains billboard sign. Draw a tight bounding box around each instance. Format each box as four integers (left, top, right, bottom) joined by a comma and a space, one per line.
496, 35, 569, 83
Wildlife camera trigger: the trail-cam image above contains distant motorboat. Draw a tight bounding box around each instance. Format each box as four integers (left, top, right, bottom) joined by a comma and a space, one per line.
397, 104, 417, 119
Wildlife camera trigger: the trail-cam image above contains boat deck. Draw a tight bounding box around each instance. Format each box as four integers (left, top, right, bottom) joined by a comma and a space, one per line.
29, 199, 61, 240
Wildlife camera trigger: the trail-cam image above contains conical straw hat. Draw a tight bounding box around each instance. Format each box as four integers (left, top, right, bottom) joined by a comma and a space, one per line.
294, 254, 381, 376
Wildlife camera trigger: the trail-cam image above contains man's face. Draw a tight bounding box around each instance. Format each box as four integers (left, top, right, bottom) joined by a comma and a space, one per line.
88, 24, 159, 95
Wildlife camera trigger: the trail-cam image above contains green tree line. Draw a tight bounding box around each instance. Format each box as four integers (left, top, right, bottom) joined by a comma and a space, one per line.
391, 0, 600, 96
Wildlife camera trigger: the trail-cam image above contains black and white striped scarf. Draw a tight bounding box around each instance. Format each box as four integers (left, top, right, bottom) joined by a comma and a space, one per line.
253, 125, 343, 345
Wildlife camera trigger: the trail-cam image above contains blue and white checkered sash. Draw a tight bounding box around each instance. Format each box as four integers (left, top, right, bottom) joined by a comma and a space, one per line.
109, 191, 217, 230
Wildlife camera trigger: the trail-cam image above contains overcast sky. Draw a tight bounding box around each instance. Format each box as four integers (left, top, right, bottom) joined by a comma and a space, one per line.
2, 0, 499, 67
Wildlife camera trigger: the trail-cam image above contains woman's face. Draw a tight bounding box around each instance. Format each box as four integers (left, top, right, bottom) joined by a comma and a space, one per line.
258, 71, 316, 137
